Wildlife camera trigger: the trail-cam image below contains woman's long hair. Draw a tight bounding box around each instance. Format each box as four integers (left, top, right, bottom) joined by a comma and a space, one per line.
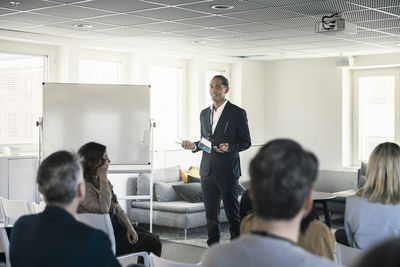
357, 142, 400, 204
78, 142, 106, 182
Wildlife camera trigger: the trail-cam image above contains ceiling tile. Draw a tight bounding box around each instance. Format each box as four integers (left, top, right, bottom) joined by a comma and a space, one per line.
0, 7, 19, 15
19, 25, 76, 35
269, 42, 317, 49
64, 30, 115, 40
141, 0, 204, 5
207, 33, 265, 42
131, 7, 208, 21
343, 9, 397, 23
281, 33, 338, 42
179, 28, 235, 38
356, 18, 400, 29
137, 22, 199, 32
0, 12, 69, 24
280, 0, 365, 16
217, 22, 282, 33
0, 0, 60, 11
75, 0, 163, 13
179, 0, 265, 15
35, 5, 113, 19
179, 15, 245, 27
0, 19, 33, 29
49, 0, 89, 3
346, 0, 400, 8
253, 29, 308, 38
340, 30, 391, 39
244, 0, 320, 7
97, 26, 156, 36
50, 20, 113, 30
226, 8, 302, 22
246, 38, 293, 46
86, 14, 160, 26
381, 27, 400, 35
267, 16, 320, 28
379, 5, 400, 16
361, 35, 400, 43
205, 42, 255, 49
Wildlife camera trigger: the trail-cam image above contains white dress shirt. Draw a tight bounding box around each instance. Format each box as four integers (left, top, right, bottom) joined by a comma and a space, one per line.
210, 99, 228, 135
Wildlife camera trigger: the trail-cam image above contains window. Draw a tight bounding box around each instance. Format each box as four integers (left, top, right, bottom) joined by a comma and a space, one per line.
205, 70, 226, 104
0, 52, 47, 152
149, 66, 183, 149
352, 68, 400, 163
79, 59, 122, 84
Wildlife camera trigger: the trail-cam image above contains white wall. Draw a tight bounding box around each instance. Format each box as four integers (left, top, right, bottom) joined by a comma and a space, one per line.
4, 34, 400, 195
264, 57, 343, 168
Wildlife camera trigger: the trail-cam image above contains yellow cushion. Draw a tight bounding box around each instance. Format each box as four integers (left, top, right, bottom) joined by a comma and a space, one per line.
180, 167, 200, 183
180, 168, 188, 183
188, 166, 200, 178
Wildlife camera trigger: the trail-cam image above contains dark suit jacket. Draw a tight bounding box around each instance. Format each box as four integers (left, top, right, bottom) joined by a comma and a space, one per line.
195, 101, 251, 179
10, 206, 120, 267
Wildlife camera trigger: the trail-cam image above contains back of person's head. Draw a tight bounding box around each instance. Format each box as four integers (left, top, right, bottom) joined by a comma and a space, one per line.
354, 238, 400, 267
358, 142, 400, 204
37, 150, 82, 206
78, 142, 106, 181
249, 139, 318, 220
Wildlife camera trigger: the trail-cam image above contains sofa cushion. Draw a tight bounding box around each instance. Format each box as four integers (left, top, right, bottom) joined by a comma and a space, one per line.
180, 167, 200, 183
173, 183, 203, 203
153, 165, 181, 183
187, 174, 200, 183
131, 200, 212, 213
137, 173, 151, 196
127, 177, 138, 195
154, 181, 183, 202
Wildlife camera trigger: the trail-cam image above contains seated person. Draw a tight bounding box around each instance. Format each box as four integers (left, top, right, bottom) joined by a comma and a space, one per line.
354, 237, 400, 267
10, 151, 120, 267
345, 142, 400, 249
297, 211, 335, 260
77, 142, 162, 260
240, 189, 335, 260
201, 139, 339, 267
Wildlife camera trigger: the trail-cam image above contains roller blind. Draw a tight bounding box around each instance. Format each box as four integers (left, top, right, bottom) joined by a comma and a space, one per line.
0, 52, 47, 150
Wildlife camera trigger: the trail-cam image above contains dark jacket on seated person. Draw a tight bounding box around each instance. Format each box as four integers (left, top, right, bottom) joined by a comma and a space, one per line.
10, 206, 120, 267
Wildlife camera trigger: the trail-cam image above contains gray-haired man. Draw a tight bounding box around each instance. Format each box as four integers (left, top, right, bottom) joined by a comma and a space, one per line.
10, 150, 120, 267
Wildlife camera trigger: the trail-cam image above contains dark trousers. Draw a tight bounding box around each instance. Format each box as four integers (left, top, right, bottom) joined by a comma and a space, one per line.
201, 173, 240, 246
335, 228, 349, 246
111, 215, 162, 261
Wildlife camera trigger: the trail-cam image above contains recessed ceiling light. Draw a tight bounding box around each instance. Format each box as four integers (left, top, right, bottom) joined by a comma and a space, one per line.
10, 1, 20, 7
192, 40, 207, 44
211, 5, 234, 10
74, 24, 93, 29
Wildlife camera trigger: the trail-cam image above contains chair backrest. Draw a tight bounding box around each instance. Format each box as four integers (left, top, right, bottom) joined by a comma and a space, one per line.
31, 202, 46, 214
149, 253, 199, 267
0, 198, 30, 226
0, 227, 11, 267
76, 213, 116, 255
336, 243, 366, 266
357, 162, 367, 188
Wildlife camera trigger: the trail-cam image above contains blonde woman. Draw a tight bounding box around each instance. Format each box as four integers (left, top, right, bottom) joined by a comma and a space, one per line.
345, 142, 400, 249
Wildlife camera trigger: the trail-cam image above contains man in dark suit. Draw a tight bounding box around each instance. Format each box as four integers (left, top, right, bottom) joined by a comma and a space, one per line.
9, 151, 121, 267
182, 75, 251, 246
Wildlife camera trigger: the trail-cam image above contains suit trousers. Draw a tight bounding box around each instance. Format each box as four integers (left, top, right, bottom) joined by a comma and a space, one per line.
111, 215, 162, 262
201, 172, 240, 246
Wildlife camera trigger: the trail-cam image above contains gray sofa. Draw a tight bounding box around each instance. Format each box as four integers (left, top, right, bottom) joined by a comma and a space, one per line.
126, 165, 227, 239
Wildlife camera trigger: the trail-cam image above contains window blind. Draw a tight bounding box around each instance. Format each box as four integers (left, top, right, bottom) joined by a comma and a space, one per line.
0, 52, 46, 150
